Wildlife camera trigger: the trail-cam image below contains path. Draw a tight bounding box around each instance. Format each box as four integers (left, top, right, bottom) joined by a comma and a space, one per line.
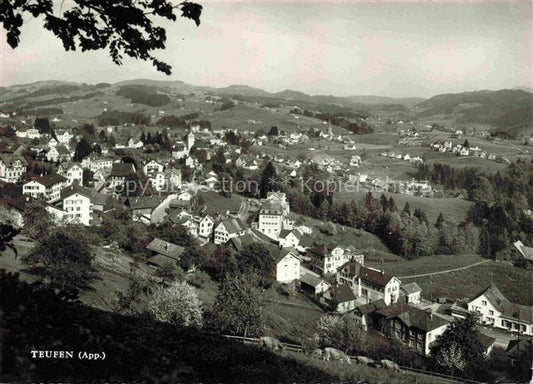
398, 259, 491, 279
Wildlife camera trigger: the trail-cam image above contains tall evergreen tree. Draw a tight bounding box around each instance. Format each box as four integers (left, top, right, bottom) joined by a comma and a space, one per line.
259, 161, 278, 198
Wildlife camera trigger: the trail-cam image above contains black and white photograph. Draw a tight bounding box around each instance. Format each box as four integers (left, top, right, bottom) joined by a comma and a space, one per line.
0, 1, 532, 383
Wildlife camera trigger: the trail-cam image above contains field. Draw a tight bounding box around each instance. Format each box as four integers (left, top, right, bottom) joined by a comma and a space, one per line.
285, 352, 453, 384
404, 261, 533, 305
365, 254, 485, 277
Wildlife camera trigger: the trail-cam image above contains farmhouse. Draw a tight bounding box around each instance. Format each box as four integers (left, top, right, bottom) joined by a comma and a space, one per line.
0, 154, 27, 183
307, 244, 364, 275
467, 284, 533, 336
375, 303, 450, 355
146, 238, 185, 267
337, 261, 401, 306
214, 217, 247, 244
275, 248, 301, 283
23, 173, 67, 203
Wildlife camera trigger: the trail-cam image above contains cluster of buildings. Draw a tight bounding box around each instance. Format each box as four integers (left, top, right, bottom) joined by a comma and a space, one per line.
429, 141, 510, 163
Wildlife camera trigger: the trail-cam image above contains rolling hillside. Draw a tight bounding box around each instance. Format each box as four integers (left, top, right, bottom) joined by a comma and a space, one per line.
414, 89, 533, 135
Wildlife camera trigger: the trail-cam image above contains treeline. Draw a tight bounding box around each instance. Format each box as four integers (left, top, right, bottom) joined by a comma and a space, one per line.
98, 110, 150, 126
156, 112, 199, 127
116, 85, 170, 107
416, 160, 533, 259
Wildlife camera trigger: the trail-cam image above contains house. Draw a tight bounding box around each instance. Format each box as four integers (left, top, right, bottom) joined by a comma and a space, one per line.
57, 185, 94, 226
299, 266, 331, 296
337, 261, 401, 306
479, 333, 496, 358
146, 238, 185, 268
143, 159, 164, 175
350, 155, 362, 167
513, 240, 533, 267
171, 142, 188, 159
467, 284, 533, 336
324, 284, 357, 313
278, 228, 303, 248
55, 129, 74, 145
375, 303, 450, 355
307, 244, 364, 275
257, 192, 291, 239
0, 154, 27, 183
401, 282, 422, 305
57, 163, 83, 186
214, 217, 247, 244
275, 248, 301, 283
46, 145, 71, 163
108, 163, 136, 189
505, 338, 532, 368
147, 168, 182, 192
353, 299, 387, 331
15, 127, 41, 139
198, 215, 215, 239
82, 156, 114, 172
23, 173, 67, 203
126, 194, 176, 224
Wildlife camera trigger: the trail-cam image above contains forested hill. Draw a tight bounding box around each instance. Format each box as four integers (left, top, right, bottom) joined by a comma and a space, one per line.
414, 89, 533, 135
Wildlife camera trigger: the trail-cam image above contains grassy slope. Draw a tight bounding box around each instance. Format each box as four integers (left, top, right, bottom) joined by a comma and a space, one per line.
365, 254, 485, 277
403, 261, 533, 305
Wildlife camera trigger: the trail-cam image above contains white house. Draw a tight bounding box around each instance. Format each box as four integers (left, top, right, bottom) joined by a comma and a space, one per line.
23, 173, 67, 203
47, 145, 71, 163
59, 186, 93, 226
55, 129, 74, 145
307, 244, 364, 275
337, 261, 401, 306
214, 217, 247, 244
58, 163, 83, 186
198, 215, 215, 239
275, 248, 301, 283
143, 160, 164, 176
468, 284, 533, 336
401, 282, 422, 305
0, 154, 27, 183
257, 192, 291, 239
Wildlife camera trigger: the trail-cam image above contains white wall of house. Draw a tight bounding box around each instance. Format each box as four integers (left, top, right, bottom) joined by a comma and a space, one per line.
23, 181, 46, 199
425, 324, 449, 355
198, 216, 214, 238
276, 253, 300, 283
258, 213, 283, 238
63, 193, 92, 226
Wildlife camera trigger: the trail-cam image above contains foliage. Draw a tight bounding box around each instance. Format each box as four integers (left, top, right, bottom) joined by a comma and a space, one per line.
430, 314, 488, 379
21, 229, 94, 290
1, 0, 202, 75
148, 281, 203, 327
21, 200, 53, 240
1, 270, 337, 383
73, 137, 93, 161
116, 85, 170, 106
97, 110, 149, 126
210, 275, 267, 338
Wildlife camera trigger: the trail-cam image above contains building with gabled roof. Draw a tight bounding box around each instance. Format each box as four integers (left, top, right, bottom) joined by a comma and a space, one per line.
0, 154, 27, 183
214, 217, 248, 244
108, 162, 136, 189
337, 260, 401, 306
323, 283, 357, 313
275, 247, 302, 283
146, 238, 185, 267
375, 303, 450, 355
467, 284, 533, 336
23, 173, 67, 203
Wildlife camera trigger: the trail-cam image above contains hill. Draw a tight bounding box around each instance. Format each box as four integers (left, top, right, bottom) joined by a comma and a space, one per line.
414, 89, 533, 135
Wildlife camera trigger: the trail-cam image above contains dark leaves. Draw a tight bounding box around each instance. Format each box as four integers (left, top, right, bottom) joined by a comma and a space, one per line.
0, 0, 203, 74
180, 2, 203, 26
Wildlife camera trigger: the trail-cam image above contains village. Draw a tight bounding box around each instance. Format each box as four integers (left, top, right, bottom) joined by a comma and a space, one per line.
0, 105, 531, 381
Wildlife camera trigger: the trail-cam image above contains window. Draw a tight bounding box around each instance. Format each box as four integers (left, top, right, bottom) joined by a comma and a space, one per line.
482, 300, 487, 306
489, 310, 494, 316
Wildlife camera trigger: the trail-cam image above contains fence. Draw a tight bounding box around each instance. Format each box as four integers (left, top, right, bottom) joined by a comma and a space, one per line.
222, 334, 486, 384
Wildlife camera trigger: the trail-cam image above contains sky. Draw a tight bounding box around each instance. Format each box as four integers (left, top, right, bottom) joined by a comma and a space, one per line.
0, 1, 532, 98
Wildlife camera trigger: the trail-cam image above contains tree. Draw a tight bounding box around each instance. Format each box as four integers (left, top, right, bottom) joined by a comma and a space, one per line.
268, 126, 279, 136
430, 314, 487, 379
21, 200, 53, 240
148, 281, 203, 327
2, 1, 202, 75
155, 261, 179, 284
259, 161, 278, 198
402, 202, 411, 216
21, 229, 94, 289
315, 314, 366, 354
210, 275, 267, 338
463, 139, 470, 148
435, 212, 444, 229
74, 138, 93, 161
236, 243, 274, 288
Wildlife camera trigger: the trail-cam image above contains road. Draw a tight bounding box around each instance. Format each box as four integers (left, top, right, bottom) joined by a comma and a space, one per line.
398, 260, 491, 279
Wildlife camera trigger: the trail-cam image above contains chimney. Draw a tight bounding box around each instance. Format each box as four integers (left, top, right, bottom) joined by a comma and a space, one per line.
426, 309, 433, 320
